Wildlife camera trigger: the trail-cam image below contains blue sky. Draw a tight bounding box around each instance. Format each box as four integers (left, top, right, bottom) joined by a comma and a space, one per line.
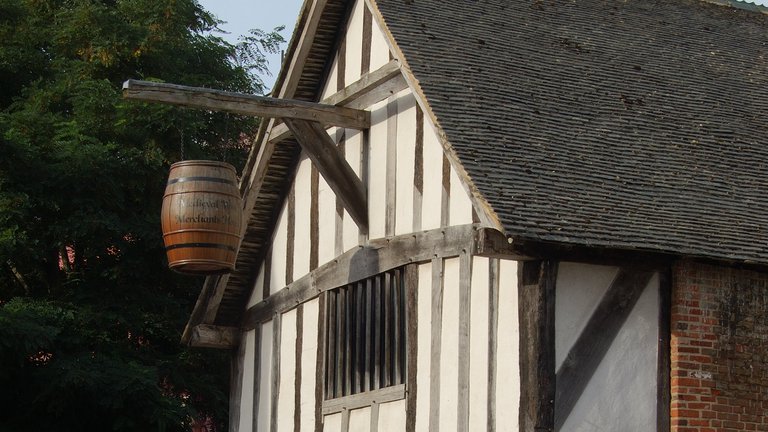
197, 0, 304, 90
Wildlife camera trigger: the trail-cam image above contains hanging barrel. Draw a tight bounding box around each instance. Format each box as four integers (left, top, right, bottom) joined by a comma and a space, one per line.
161, 160, 243, 274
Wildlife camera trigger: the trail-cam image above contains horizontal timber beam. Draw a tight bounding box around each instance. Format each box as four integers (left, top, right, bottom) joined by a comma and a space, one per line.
267, 59, 406, 145
122, 80, 370, 129
188, 324, 239, 349
241, 225, 519, 329
284, 118, 369, 232
322, 384, 405, 415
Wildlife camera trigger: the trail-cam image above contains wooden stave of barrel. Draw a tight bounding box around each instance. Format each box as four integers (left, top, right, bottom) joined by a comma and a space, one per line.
161, 160, 243, 274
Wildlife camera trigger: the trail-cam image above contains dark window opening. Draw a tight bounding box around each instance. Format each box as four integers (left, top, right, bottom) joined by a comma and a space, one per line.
324, 267, 407, 399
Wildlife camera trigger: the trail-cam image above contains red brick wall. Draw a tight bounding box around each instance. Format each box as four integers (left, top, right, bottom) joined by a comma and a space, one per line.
671, 261, 768, 432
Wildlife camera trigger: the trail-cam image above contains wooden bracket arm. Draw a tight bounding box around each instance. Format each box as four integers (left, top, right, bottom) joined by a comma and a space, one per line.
188, 324, 239, 349
283, 118, 369, 232
122, 80, 370, 129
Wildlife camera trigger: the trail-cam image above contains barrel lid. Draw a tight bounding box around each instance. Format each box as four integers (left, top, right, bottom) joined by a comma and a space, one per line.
169, 160, 237, 172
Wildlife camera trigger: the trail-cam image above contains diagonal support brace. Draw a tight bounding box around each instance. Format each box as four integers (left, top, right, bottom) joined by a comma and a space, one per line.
283, 118, 368, 233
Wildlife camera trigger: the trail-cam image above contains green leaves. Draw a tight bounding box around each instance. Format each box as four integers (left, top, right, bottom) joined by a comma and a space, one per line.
0, 0, 284, 429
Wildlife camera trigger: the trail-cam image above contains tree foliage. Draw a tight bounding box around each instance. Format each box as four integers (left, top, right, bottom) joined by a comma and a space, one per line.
0, 0, 284, 430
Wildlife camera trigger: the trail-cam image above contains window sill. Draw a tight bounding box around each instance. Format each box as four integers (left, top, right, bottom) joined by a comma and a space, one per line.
321, 384, 406, 415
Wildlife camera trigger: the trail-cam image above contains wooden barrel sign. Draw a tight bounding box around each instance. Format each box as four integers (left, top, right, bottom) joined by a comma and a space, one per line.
161, 160, 242, 274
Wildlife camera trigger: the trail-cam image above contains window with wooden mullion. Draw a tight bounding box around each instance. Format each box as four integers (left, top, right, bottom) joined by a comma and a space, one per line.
323, 267, 407, 400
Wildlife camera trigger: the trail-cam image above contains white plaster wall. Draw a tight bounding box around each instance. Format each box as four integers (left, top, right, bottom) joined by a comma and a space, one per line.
320, 52, 338, 99
378, 399, 406, 432
439, 257, 460, 432
317, 168, 336, 265
323, 413, 342, 432
555, 263, 618, 370
238, 329, 256, 431
496, 259, 520, 432
449, 167, 473, 225
344, 0, 364, 84
293, 156, 312, 280
277, 310, 297, 432
469, 257, 490, 429
270, 206, 288, 294
342, 128, 362, 250
349, 406, 371, 431
421, 122, 444, 230
558, 273, 659, 432
414, 261, 433, 432
395, 91, 416, 236
369, 6, 391, 70
256, 320, 273, 432
299, 299, 319, 432
247, 261, 265, 308
367, 100, 388, 240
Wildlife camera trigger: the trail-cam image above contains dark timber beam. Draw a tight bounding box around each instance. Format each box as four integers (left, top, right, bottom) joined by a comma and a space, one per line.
518, 260, 557, 432
122, 80, 370, 129
554, 268, 655, 431
266, 59, 406, 145
241, 224, 487, 329
283, 118, 368, 232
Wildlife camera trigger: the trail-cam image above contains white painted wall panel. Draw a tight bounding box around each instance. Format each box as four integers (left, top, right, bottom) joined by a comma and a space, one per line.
320, 57, 338, 99
277, 310, 297, 432
368, 100, 388, 240
322, 413, 342, 432
342, 129, 362, 250
439, 257, 460, 432
247, 261, 265, 308
496, 259, 520, 432
344, 0, 364, 84
378, 399, 406, 432
555, 262, 618, 370
270, 206, 288, 294
238, 330, 255, 432
257, 321, 273, 432
293, 155, 312, 280
469, 257, 489, 429
369, 7, 391, 70
395, 91, 416, 236
300, 300, 319, 432
349, 406, 372, 431
449, 168, 473, 225
317, 169, 336, 266
415, 262, 432, 432
421, 122, 443, 230
559, 274, 659, 432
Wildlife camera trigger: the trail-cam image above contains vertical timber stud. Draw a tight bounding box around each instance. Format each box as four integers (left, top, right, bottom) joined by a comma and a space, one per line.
270, 313, 282, 432
518, 260, 557, 432
457, 251, 473, 432
230, 336, 247, 432
314, 293, 326, 432
429, 257, 444, 432
294, 305, 304, 432
252, 326, 262, 432
487, 259, 500, 432
405, 265, 419, 432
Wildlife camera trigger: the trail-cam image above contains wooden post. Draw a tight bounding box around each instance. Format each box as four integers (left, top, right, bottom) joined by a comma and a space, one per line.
518, 260, 557, 432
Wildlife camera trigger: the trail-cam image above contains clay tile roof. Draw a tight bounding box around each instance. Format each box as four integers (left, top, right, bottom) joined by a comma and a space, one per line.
375, 0, 768, 263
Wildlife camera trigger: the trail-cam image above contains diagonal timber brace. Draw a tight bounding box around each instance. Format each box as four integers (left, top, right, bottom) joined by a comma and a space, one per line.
122, 80, 370, 129
283, 118, 368, 232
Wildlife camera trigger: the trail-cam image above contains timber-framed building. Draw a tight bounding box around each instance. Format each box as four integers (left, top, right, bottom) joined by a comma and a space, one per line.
181, 0, 768, 431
